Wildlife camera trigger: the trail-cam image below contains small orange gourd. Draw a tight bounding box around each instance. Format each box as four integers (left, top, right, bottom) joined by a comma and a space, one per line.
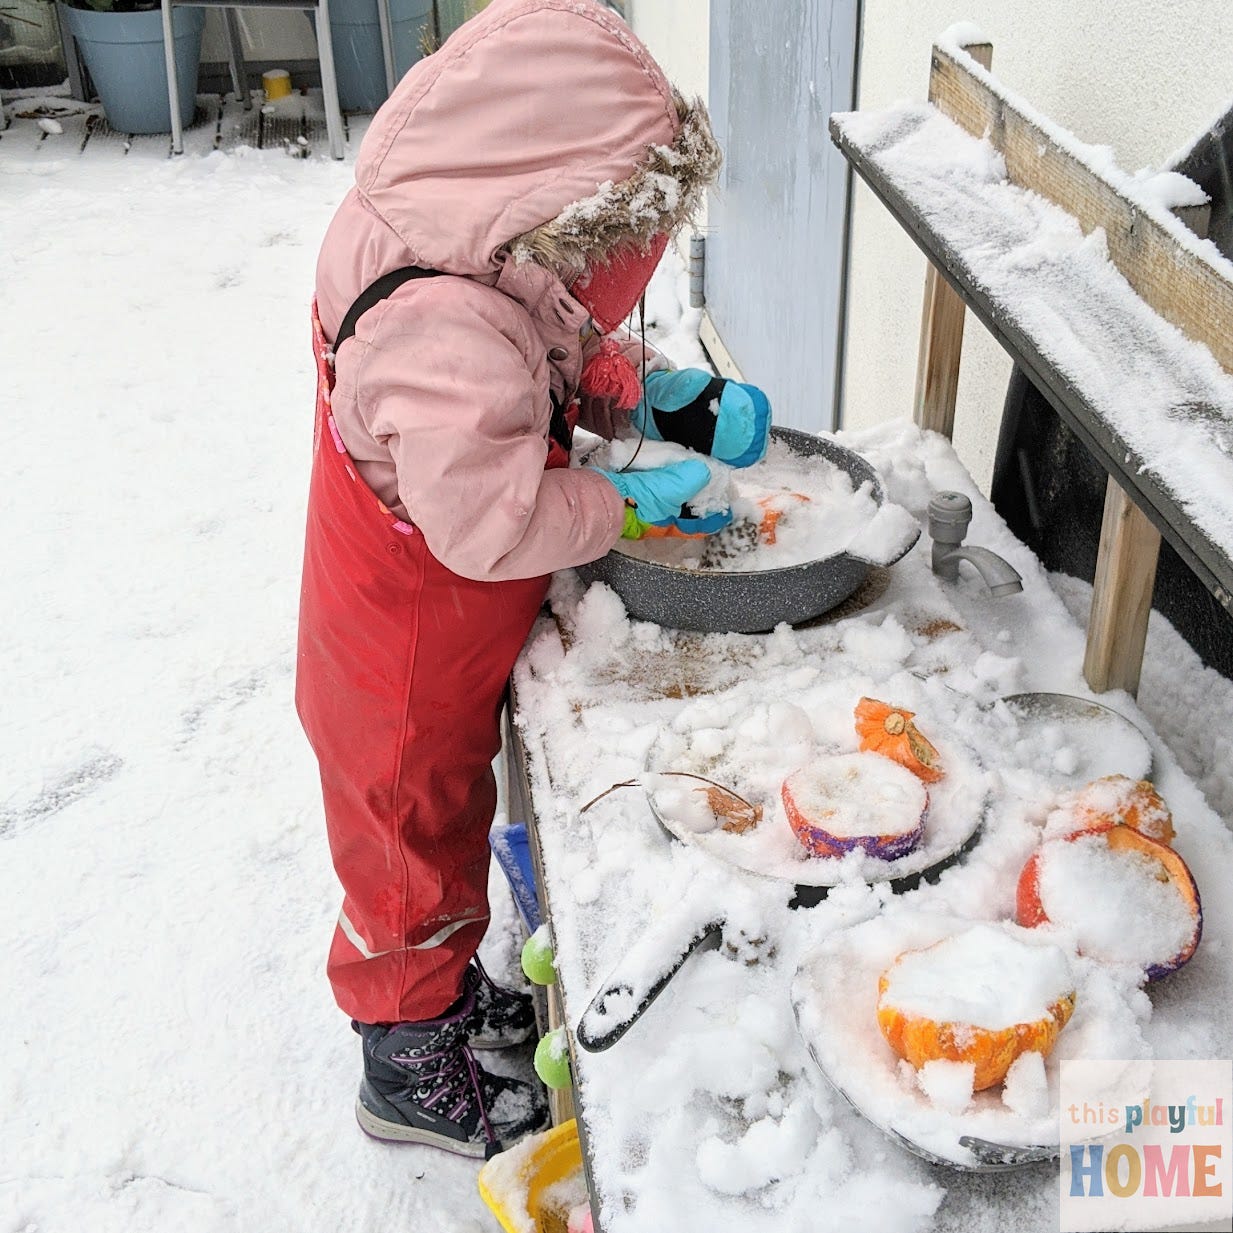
855, 697, 944, 784
1067, 775, 1175, 845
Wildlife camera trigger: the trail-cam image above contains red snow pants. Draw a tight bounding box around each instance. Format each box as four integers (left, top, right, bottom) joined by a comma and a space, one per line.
296, 305, 551, 1024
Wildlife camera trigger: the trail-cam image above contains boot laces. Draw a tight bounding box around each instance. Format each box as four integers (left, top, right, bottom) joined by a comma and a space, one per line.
394, 1040, 497, 1143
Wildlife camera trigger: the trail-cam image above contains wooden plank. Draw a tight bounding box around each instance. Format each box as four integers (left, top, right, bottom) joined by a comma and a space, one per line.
913, 41, 991, 437
545, 981, 576, 1126
829, 122, 1233, 617
699, 310, 746, 382
928, 42, 1233, 375
1084, 478, 1162, 695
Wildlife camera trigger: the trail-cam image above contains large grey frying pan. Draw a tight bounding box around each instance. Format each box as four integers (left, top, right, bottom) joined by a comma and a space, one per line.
574, 427, 919, 633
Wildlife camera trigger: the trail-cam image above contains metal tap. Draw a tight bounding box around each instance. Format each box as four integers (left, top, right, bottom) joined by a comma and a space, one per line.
928, 492, 1023, 598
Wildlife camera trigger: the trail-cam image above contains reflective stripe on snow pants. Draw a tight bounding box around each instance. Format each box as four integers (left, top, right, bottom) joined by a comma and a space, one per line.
295, 302, 551, 1024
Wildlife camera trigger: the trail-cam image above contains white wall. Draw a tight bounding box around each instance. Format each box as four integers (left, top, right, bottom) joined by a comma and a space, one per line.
844, 1, 1233, 493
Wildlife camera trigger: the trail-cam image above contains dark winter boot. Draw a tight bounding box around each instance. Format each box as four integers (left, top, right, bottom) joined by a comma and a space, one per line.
354, 994, 548, 1158
465, 956, 536, 1050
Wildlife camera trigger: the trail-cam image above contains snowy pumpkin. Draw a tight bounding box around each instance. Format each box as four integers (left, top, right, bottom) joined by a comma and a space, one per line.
782, 752, 928, 860
876, 924, 1076, 1091
1061, 775, 1175, 846
854, 697, 944, 784
1016, 825, 1201, 980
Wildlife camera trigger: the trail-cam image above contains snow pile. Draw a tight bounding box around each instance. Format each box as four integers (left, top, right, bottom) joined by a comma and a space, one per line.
1034, 834, 1197, 969
609, 436, 916, 571
589, 435, 736, 517
878, 923, 1074, 1031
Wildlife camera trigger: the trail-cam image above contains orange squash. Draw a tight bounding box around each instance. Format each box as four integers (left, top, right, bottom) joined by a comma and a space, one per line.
855, 697, 944, 784
1016, 824, 1202, 980
1067, 775, 1175, 845
876, 928, 1076, 1091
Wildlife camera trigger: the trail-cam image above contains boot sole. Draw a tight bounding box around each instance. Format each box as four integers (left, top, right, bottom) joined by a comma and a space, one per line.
355, 1096, 493, 1158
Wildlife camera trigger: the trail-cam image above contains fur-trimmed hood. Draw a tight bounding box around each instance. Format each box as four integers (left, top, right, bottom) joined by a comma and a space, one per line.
350, 0, 719, 278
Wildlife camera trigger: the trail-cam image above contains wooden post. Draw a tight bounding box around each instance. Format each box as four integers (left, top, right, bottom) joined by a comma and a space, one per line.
1083, 204, 1206, 697
913, 40, 992, 437
1083, 481, 1162, 696
546, 982, 576, 1125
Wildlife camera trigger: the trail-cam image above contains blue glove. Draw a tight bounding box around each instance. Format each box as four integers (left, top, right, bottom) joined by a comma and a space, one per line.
594, 461, 732, 539
630, 369, 771, 469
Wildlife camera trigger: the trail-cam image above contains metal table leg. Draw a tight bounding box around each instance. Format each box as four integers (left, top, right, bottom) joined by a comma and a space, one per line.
163, 2, 184, 155
315, 0, 345, 159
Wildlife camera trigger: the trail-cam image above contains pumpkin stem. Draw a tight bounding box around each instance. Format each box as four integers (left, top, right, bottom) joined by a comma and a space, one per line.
884, 712, 907, 736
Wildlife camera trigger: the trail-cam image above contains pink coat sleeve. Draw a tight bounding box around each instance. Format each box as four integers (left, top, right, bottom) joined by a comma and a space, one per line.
352, 279, 625, 582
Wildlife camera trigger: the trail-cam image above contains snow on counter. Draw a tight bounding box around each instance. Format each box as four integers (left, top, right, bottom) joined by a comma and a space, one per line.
510, 423, 1233, 1233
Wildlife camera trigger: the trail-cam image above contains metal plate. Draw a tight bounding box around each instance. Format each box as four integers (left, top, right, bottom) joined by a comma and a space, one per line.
1000, 692, 1154, 785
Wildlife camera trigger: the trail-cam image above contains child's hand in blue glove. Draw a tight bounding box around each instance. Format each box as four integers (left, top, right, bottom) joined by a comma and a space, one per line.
594, 461, 731, 540
630, 369, 771, 469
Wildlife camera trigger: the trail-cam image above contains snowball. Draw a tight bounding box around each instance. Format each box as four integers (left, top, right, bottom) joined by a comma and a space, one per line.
1001, 1050, 1049, 1117
917, 1059, 975, 1114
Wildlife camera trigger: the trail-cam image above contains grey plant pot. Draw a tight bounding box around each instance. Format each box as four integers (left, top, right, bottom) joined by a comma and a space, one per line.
59, 3, 203, 135
324, 0, 433, 112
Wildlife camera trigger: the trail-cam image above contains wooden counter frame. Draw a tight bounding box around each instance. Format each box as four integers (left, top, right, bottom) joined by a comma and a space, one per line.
834, 35, 1233, 698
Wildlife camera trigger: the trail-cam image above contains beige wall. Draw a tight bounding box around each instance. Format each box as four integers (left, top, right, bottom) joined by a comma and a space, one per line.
844, 1, 1233, 492
626, 0, 709, 104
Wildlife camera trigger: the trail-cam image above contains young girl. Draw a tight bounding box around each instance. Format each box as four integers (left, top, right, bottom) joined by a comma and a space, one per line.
298, 0, 769, 1159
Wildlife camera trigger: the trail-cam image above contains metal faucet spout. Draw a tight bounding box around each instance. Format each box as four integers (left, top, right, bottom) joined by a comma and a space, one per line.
934, 544, 1024, 597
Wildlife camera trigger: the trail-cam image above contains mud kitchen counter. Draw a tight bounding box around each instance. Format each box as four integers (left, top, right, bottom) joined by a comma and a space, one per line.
502, 426, 1233, 1233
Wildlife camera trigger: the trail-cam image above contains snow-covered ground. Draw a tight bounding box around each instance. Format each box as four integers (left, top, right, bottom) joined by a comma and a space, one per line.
2, 118, 1231, 1232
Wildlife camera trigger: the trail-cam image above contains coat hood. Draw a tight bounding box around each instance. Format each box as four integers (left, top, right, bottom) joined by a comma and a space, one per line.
353, 0, 719, 278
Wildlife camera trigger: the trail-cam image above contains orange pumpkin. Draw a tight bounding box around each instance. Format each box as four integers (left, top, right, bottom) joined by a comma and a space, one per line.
855, 697, 944, 784
1067, 775, 1175, 845
876, 929, 1076, 1091
757, 492, 810, 545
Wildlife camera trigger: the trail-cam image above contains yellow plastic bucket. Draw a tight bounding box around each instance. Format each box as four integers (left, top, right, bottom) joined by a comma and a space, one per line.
478, 1119, 586, 1233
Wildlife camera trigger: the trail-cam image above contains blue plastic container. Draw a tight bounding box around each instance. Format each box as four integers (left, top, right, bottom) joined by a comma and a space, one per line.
326, 0, 433, 113
59, 4, 204, 135
489, 822, 542, 934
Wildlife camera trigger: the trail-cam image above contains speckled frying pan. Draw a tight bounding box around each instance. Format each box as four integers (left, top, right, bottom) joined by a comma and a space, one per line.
574, 427, 919, 634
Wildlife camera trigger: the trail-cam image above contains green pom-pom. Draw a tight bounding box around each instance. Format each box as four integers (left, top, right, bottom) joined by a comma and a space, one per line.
534, 1027, 572, 1090
521, 927, 557, 986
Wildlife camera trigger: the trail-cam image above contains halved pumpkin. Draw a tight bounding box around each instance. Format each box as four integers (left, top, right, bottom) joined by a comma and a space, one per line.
1016, 824, 1201, 980
855, 697, 944, 784
782, 752, 928, 860
876, 925, 1076, 1091
1065, 775, 1175, 846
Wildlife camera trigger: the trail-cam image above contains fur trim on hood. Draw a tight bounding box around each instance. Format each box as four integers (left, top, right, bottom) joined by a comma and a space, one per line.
508, 90, 721, 273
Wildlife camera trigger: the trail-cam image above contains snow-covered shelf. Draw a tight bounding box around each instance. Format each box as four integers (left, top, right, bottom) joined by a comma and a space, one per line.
830, 37, 1233, 697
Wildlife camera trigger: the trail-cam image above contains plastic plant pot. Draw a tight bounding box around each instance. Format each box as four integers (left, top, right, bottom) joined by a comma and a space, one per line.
324, 0, 434, 113
59, 3, 204, 134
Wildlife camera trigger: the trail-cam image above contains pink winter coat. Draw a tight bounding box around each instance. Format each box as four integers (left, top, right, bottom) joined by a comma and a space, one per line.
315, 0, 707, 581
